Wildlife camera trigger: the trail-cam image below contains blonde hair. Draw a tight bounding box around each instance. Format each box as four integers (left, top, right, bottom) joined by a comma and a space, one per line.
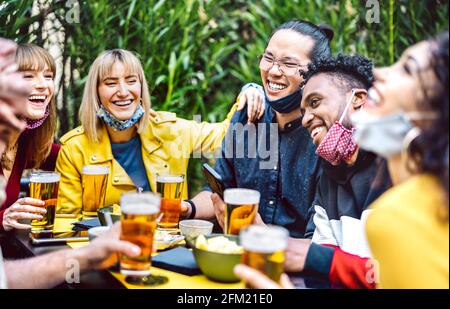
16, 44, 57, 168
79, 49, 151, 142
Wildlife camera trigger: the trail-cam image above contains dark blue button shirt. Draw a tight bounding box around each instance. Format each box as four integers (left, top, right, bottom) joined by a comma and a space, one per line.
111, 136, 151, 192
212, 100, 321, 238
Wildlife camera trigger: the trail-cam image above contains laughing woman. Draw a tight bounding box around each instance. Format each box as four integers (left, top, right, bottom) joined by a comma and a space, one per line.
56, 49, 262, 216
354, 32, 449, 288
0, 44, 60, 232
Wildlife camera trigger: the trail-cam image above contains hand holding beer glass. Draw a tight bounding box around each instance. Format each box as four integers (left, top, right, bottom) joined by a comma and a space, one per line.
223, 188, 260, 235
29, 171, 60, 234
119, 192, 168, 285
156, 174, 184, 229
240, 225, 289, 287
81, 165, 109, 217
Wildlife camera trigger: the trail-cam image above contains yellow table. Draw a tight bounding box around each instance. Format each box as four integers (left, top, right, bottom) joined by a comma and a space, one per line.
110, 268, 244, 289
56, 217, 244, 289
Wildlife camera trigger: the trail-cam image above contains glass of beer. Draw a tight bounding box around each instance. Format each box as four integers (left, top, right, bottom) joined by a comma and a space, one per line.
29, 171, 60, 234
120, 192, 160, 277
81, 165, 109, 217
223, 188, 260, 235
156, 174, 184, 229
240, 224, 289, 286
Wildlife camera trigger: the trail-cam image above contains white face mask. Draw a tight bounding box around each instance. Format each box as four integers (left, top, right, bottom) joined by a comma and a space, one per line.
350, 109, 437, 159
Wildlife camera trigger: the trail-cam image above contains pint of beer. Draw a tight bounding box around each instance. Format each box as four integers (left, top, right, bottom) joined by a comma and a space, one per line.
120, 192, 161, 276
223, 188, 260, 235
29, 172, 60, 233
240, 224, 289, 285
81, 165, 109, 217
156, 174, 184, 229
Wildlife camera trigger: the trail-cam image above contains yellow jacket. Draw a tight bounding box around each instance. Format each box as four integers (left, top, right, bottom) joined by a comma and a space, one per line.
366, 174, 449, 288
56, 107, 236, 214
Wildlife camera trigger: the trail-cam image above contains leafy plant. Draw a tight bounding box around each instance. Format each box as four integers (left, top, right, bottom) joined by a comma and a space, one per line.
1, 0, 448, 194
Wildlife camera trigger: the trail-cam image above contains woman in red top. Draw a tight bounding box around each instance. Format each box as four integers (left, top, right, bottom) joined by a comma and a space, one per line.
0, 44, 60, 232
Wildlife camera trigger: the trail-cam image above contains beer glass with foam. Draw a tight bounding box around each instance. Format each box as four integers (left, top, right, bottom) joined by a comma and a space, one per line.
156, 174, 184, 229
81, 165, 109, 217
29, 171, 60, 234
223, 188, 260, 235
119, 192, 160, 276
240, 224, 289, 285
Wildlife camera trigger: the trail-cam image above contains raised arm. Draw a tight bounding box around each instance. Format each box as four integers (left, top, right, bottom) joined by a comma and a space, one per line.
4, 223, 139, 289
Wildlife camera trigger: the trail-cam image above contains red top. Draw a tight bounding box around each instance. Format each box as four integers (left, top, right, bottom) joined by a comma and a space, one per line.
0, 131, 60, 231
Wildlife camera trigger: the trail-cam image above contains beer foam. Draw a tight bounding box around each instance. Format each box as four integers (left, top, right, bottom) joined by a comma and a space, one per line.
121, 203, 160, 215
240, 225, 288, 253
120, 193, 161, 214
224, 189, 260, 205
29, 172, 60, 183
82, 165, 110, 175
156, 175, 184, 183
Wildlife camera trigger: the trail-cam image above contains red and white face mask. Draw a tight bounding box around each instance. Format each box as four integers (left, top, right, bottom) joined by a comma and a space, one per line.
315, 90, 358, 166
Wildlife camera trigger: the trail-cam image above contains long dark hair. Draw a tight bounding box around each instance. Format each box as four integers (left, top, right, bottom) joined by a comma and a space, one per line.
270, 20, 333, 61
408, 32, 449, 209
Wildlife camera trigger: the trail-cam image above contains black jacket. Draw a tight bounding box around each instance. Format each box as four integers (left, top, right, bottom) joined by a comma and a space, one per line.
303, 150, 391, 288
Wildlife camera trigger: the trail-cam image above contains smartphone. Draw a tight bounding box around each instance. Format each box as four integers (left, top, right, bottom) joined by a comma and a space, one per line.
202, 163, 225, 199
30, 230, 89, 245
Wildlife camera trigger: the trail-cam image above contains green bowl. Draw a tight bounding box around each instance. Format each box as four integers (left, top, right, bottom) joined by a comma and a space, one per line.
98, 205, 121, 226
188, 234, 242, 283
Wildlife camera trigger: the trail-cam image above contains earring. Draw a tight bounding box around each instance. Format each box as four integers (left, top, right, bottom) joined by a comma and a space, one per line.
401, 127, 421, 171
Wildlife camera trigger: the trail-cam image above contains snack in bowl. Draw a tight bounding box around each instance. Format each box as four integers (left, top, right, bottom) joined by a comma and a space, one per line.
195, 235, 243, 254
191, 234, 243, 283
154, 229, 185, 250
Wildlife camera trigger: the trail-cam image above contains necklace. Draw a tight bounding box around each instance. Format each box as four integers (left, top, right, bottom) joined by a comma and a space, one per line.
1, 141, 19, 171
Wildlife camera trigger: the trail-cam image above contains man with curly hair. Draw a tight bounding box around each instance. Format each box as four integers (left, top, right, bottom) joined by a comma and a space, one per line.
284, 54, 392, 288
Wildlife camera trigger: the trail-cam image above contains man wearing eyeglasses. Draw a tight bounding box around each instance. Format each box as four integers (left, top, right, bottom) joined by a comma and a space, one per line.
188, 20, 333, 238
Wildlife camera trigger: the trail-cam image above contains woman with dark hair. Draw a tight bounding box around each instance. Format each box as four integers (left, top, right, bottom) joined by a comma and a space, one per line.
352, 32, 449, 288
0, 44, 60, 232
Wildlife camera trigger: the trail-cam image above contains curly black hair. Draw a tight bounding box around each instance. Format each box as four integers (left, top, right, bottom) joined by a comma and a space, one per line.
301, 54, 374, 91
408, 31, 449, 208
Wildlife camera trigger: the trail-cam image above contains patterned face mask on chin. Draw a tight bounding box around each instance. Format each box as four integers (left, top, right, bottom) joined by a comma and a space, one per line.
25, 106, 50, 130
315, 90, 358, 165
96, 104, 145, 131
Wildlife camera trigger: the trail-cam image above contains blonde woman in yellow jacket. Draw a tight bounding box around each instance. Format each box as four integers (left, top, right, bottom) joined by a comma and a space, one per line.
56, 49, 264, 215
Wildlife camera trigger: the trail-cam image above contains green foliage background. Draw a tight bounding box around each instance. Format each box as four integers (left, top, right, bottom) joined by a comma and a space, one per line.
1, 0, 448, 194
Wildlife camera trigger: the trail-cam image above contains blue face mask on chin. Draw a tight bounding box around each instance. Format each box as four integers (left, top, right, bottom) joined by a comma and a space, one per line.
265, 88, 302, 114
97, 104, 145, 131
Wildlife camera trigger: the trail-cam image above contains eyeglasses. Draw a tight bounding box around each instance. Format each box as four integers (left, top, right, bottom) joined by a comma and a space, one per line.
259, 53, 308, 77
